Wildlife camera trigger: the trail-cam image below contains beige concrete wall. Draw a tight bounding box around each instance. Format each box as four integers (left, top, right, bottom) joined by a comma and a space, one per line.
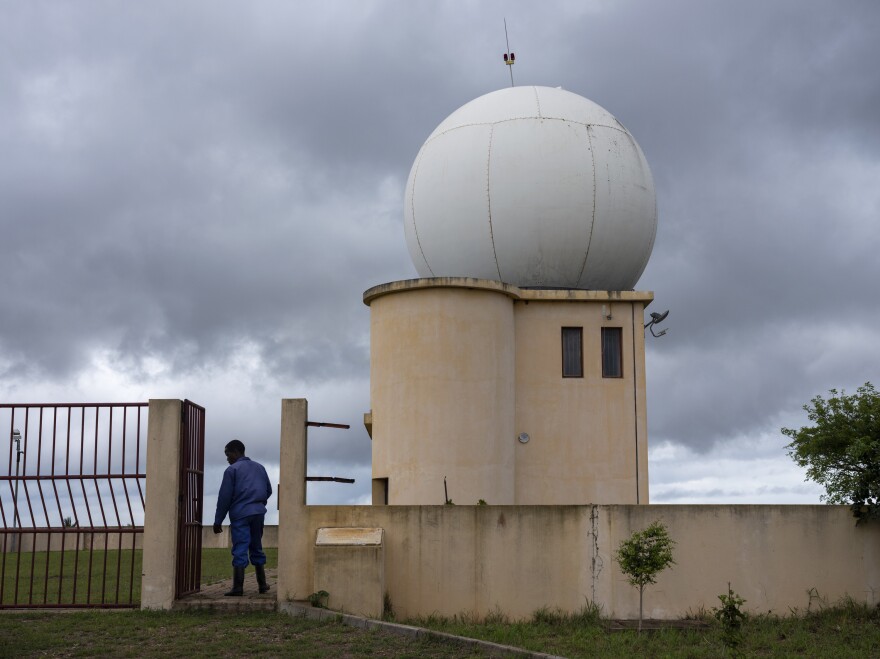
201, 526, 230, 549
2, 532, 72, 553
369, 280, 516, 505
599, 505, 880, 619
0, 531, 143, 553
278, 502, 880, 620
0, 526, 285, 554
285, 505, 594, 619
364, 278, 652, 506
80, 532, 143, 551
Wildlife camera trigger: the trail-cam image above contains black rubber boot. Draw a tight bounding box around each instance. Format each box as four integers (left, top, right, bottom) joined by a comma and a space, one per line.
255, 564, 270, 594
224, 566, 245, 596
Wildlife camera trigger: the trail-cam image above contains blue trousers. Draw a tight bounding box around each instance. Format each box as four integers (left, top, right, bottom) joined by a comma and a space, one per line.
230, 514, 266, 568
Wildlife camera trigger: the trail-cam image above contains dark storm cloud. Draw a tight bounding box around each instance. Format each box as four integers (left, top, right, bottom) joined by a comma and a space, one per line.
626, 3, 880, 451
0, 1, 414, 383
1, 1, 878, 503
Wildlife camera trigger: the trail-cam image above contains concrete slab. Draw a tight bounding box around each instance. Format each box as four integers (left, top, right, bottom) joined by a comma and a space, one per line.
316, 527, 383, 545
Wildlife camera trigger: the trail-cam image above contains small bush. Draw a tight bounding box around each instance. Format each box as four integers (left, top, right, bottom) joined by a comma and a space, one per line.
713, 583, 746, 653
382, 591, 394, 620
308, 590, 329, 608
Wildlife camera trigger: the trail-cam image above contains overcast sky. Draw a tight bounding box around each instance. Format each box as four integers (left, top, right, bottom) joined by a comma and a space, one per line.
2, 1, 878, 521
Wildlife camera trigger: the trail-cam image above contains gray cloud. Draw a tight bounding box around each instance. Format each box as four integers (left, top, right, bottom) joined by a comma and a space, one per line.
2, 1, 878, 505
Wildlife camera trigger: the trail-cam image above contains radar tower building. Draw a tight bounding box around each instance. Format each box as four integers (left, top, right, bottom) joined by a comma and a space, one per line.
365, 86, 658, 506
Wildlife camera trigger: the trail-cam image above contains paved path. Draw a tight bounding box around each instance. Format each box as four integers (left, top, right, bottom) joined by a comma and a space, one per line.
173, 567, 278, 611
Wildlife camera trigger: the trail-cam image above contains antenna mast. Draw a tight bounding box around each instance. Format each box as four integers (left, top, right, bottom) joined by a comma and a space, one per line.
503, 18, 515, 87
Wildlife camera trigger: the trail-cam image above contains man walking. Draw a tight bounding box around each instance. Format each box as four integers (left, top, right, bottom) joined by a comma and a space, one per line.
213, 439, 272, 596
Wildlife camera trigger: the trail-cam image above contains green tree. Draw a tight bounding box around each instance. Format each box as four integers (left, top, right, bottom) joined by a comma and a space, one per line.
783, 383, 880, 524
614, 520, 675, 632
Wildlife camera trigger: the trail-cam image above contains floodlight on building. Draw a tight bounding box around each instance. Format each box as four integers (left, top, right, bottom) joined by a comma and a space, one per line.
644, 310, 670, 338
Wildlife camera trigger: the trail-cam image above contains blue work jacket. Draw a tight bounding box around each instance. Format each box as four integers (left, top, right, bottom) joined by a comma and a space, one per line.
214, 456, 272, 524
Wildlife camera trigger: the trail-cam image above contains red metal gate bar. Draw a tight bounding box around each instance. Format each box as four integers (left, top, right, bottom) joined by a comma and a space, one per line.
175, 400, 205, 599
0, 403, 147, 609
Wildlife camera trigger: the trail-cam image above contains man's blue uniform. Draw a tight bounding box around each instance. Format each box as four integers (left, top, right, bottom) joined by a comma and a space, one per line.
214, 456, 272, 568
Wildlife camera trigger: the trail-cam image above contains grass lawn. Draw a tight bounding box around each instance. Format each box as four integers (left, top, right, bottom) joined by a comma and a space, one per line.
0, 609, 486, 658
0, 547, 275, 607
3, 600, 878, 658
1, 548, 141, 607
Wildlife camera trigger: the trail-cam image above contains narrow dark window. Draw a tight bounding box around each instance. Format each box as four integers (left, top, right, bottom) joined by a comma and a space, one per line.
602, 327, 623, 378
562, 327, 583, 378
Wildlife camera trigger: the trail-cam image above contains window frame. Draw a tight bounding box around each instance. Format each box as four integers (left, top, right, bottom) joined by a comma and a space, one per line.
561, 326, 584, 378
601, 327, 624, 378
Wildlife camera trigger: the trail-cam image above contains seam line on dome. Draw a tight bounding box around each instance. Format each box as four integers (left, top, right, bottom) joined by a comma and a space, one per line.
409, 146, 435, 276
421, 117, 629, 146
625, 131, 656, 288
486, 123, 503, 281
575, 124, 598, 288
533, 86, 542, 117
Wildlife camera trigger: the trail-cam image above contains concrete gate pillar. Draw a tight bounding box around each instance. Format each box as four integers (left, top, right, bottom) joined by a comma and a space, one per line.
141, 399, 183, 610
277, 398, 310, 602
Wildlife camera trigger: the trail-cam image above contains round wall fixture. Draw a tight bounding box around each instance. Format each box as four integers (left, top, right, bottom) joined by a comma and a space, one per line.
518, 432, 530, 444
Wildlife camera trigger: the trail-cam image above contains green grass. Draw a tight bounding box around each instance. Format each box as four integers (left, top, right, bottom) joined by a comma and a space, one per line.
0, 609, 486, 658
0, 547, 277, 607
1, 548, 142, 606
408, 600, 880, 658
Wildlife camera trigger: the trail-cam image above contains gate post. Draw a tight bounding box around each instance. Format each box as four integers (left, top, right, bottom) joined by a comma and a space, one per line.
141, 399, 183, 610
277, 398, 309, 602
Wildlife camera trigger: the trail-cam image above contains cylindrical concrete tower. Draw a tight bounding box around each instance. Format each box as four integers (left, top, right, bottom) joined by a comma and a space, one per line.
367, 279, 517, 505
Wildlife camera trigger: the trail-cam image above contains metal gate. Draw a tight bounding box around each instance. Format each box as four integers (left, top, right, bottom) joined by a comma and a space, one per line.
175, 400, 205, 599
0, 403, 147, 608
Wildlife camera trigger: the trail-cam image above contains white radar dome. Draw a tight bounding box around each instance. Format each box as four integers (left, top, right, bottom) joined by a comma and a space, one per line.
404, 86, 657, 289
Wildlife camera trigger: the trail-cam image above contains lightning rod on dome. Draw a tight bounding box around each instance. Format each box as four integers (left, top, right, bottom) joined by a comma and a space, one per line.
502, 18, 515, 87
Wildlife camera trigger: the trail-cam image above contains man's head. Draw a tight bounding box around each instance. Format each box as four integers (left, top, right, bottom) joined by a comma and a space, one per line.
224, 439, 245, 465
